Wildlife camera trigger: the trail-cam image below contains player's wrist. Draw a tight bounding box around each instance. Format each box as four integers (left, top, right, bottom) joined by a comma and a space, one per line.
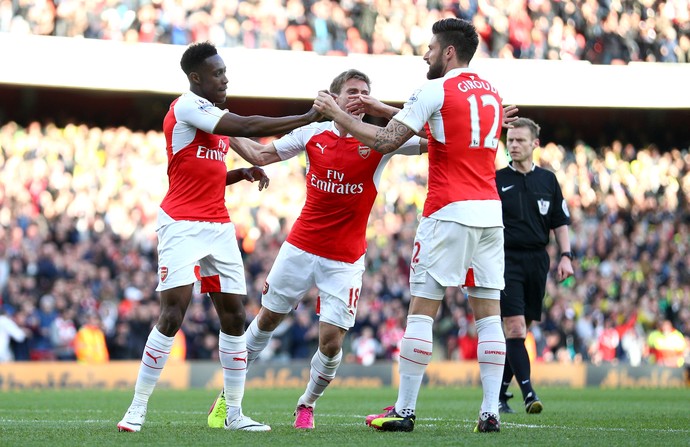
560, 251, 573, 260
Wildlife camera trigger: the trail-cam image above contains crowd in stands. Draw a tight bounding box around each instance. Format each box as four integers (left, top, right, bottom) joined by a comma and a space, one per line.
2, 0, 690, 62
1, 119, 689, 370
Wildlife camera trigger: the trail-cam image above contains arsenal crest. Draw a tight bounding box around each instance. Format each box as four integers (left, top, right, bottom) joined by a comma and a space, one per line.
262, 281, 269, 295
160, 266, 168, 282
358, 145, 371, 159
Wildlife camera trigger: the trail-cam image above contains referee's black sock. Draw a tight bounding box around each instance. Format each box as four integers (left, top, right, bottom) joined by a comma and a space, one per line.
505, 337, 535, 401
500, 358, 514, 398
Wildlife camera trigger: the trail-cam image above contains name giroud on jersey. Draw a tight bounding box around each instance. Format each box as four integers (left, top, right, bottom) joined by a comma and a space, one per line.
457, 78, 498, 94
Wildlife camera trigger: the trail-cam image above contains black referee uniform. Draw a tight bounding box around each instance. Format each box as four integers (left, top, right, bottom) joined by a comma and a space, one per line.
496, 163, 571, 321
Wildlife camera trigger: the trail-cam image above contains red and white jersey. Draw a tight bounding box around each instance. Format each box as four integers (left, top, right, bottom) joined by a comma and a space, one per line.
394, 68, 503, 227
160, 92, 231, 223
274, 121, 421, 263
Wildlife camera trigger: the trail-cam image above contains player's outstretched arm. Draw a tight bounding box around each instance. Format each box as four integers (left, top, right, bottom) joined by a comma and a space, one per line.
229, 137, 282, 166
214, 107, 320, 138
345, 94, 429, 141
315, 92, 415, 154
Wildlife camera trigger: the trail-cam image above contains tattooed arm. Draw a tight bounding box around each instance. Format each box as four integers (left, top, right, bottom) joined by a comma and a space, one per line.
370, 120, 417, 154
314, 91, 416, 154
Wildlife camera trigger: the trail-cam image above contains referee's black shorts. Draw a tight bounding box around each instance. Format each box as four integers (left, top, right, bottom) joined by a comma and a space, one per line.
500, 248, 550, 321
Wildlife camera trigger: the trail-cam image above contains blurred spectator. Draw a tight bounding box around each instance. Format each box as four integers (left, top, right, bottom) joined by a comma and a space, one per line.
107, 320, 139, 360
351, 326, 382, 366
378, 316, 405, 361
0, 309, 28, 362
32, 293, 58, 359
287, 308, 319, 359
591, 316, 621, 364
647, 319, 687, 367
50, 306, 77, 360
560, 313, 584, 363
7, 306, 33, 361
74, 312, 109, 363
457, 311, 478, 361
169, 330, 188, 361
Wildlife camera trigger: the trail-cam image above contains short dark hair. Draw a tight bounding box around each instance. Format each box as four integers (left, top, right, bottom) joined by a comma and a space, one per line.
432, 18, 478, 65
511, 117, 541, 139
180, 42, 218, 75
329, 69, 371, 95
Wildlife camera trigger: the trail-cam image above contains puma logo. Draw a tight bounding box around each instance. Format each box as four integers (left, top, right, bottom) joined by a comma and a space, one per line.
233, 357, 247, 364
145, 351, 162, 364
316, 143, 327, 154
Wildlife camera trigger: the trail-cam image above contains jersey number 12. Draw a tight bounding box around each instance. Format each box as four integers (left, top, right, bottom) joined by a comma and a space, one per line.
467, 94, 500, 149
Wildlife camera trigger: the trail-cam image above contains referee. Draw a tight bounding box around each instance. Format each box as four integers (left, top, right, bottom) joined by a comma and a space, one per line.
495, 118, 574, 414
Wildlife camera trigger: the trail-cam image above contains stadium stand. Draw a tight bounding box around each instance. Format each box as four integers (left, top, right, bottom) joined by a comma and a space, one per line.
0, 117, 689, 365
0, 2, 689, 369
2, 0, 689, 62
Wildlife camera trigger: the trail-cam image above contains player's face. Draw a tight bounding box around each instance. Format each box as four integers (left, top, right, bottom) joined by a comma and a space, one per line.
196, 54, 229, 105
336, 78, 370, 120
506, 127, 538, 163
424, 36, 446, 80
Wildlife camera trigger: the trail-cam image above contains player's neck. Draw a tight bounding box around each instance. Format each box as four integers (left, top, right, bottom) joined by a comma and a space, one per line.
335, 122, 347, 136
189, 87, 215, 104
443, 61, 468, 75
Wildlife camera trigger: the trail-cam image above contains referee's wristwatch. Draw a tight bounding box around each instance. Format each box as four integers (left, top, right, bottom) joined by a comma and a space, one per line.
560, 251, 574, 260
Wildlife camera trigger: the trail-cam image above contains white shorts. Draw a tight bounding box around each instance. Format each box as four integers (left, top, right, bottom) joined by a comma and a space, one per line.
155, 211, 246, 295
409, 217, 504, 300
261, 242, 365, 330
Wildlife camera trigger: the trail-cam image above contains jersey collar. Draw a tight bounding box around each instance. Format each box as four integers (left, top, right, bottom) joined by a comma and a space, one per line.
444, 67, 473, 79
508, 162, 536, 174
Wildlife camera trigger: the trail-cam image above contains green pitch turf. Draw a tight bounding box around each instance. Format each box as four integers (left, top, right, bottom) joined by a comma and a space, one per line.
0, 386, 688, 446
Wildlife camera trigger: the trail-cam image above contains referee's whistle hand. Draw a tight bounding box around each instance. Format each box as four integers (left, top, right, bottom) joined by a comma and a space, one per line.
557, 258, 574, 282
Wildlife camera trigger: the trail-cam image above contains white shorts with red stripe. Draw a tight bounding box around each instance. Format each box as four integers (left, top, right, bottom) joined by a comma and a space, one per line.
261, 242, 365, 330
409, 217, 504, 300
155, 210, 246, 295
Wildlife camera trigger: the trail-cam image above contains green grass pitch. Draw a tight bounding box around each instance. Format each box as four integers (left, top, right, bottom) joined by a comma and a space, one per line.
1, 386, 688, 446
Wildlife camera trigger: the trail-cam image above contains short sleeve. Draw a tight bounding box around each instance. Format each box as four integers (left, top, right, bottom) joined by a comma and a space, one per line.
272, 126, 311, 160
393, 80, 444, 133
175, 94, 226, 134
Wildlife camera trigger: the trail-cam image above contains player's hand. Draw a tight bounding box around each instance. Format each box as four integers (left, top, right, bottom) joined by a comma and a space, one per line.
243, 166, 270, 191
314, 91, 340, 119
502, 104, 519, 128
346, 95, 397, 119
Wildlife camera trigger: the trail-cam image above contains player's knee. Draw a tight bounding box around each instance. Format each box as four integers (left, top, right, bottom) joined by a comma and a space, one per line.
257, 308, 286, 331
222, 310, 245, 329
157, 309, 185, 336
319, 338, 343, 358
